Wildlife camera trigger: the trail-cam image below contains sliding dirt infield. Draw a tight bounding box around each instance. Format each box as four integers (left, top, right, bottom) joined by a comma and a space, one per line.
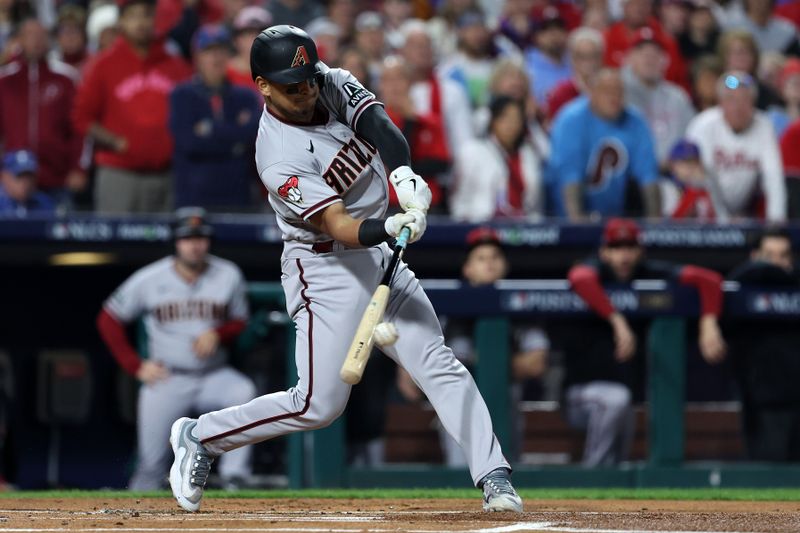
0, 497, 798, 532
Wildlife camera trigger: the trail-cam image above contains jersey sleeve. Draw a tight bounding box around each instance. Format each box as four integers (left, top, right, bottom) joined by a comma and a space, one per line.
104, 271, 147, 323
227, 267, 249, 321
321, 68, 382, 130
261, 160, 342, 220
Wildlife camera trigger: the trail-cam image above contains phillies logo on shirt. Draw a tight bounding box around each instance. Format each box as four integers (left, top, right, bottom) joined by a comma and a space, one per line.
291, 46, 310, 68
278, 176, 303, 205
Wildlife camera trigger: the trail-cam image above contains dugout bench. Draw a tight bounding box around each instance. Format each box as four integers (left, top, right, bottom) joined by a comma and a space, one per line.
246, 280, 800, 489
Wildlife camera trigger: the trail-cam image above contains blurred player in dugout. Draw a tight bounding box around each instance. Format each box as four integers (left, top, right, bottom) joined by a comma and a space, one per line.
398, 227, 550, 465
97, 208, 256, 489
727, 229, 800, 461
564, 218, 726, 466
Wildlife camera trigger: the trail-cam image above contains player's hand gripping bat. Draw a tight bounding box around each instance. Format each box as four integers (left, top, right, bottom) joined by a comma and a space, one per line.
339, 227, 411, 384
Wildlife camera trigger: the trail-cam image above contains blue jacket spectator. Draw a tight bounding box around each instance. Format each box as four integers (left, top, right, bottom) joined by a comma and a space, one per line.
0, 150, 55, 216
169, 25, 262, 210
549, 69, 661, 220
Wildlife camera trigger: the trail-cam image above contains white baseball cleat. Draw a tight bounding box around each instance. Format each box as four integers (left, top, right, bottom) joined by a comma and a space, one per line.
169, 417, 215, 512
480, 468, 524, 513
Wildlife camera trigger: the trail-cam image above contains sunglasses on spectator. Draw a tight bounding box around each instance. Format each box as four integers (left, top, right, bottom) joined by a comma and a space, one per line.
723, 73, 755, 90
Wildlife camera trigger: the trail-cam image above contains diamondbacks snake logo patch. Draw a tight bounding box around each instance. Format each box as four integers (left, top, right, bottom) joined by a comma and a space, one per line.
278, 176, 303, 205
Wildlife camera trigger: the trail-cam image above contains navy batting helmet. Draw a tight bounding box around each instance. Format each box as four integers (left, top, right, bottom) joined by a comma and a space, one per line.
250, 25, 321, 84
173, 207, 213, 240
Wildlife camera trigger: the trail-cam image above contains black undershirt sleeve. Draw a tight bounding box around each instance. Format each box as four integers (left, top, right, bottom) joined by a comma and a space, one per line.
355, 104, 412, 173
358, 218, 390, 246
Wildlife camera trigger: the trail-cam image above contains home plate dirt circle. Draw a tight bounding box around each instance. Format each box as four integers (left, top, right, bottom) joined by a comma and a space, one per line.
0, 498, 798, 532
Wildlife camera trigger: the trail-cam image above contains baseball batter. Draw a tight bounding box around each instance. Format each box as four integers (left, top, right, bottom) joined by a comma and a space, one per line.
98, 208, 256, 490
168, 25, 522, 513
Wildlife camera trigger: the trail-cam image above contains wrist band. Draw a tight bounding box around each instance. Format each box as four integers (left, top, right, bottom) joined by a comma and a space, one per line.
358, 218, 390, 246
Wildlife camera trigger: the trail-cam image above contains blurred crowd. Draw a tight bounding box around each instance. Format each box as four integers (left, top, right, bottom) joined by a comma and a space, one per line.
0, 0, 799, 220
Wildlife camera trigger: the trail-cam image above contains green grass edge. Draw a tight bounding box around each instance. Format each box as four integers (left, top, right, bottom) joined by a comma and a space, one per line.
1, 488, 799, 501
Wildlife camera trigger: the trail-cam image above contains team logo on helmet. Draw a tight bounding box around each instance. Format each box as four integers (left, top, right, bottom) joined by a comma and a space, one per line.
291, 46, 310, 68
278, 176, 303, 205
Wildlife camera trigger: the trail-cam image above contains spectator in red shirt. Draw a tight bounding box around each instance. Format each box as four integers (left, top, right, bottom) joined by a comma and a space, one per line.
0, 18, 84, 201
379, 56, 449, 210
73, 0, 192, 213
547, 26, 605, 123
565, 218, 726, 465
780, 118, 800, 218
50, 5, 88, 72
604, 0, 689, 89
226, 6, 272, 96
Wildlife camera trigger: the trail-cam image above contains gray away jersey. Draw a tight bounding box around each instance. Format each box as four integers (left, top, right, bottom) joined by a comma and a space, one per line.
104, 255, 249, 370
255, 68, 389, 248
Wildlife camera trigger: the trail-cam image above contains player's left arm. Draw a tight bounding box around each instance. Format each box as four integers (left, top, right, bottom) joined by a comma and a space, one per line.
309, 201, 425, 248
675, 264, 726, 364
355, 105, 432, 213
194, 269, 249, 358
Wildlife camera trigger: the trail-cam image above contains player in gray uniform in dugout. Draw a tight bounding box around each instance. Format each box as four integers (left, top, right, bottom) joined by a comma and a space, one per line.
97, 208, 256, 490
167, 26, 523, 513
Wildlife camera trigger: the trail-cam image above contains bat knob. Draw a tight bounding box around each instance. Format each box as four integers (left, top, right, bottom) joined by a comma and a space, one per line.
340, 368, 363, 385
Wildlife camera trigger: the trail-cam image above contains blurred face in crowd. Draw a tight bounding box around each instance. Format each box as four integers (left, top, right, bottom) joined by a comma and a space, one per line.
491, 66, 529, 101
234, 29, 260, 59
119, 3, 155, 48
629, 42, 667, 85
753, 236, 793, 272
355, 27, 385, 59
506, 0, 536, 17
196, 45, 229, 87
783, 73, 800, 105
623, 0, 652, 27
57, 21, 86, 57
339, 48, 370, 86
463, 243, 508, 286
693, 67, 720, 109
222, 0, 248, 23
379, 59, 411, 110
582, 7, 609, 32
491, 100, 525, 151
688, 6, 716, 37
259, 76, 320, 122
720, 87, 755, 132
175, 237, 210, 271
660, 0, 690, 36
383, 0, 412, 26
745, 0, 772, 21
670, 158, 706, 186
570, 38, 603, 81
725, 38, 756, 73
600, 243, 643, 281
328, 0, 356, 33
402, 30, 435, 75
19, 19, 49, 61
458, 21, 491, 57
536, 25, 568, 59
1, 170, 36, 202
590, 70, 625, 121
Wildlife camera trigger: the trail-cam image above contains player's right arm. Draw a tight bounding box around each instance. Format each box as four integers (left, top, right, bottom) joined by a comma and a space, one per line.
96, 271, 168, 383
309, 202, 424, 247
567, 263, 636, 361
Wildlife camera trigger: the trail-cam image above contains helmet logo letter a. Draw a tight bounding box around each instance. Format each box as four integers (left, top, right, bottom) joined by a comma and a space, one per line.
291, 45, 310, 68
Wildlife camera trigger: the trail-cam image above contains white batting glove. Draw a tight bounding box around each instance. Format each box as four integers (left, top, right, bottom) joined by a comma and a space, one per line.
389, 165, 432, 213
384, 210, 425, 243
373, 322, 399, 347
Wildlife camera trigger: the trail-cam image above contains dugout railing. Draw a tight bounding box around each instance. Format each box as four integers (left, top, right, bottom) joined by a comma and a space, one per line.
247, 280, 800, 489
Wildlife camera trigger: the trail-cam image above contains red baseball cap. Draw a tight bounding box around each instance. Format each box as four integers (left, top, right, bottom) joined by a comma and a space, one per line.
602, 218, 642, 246
779, 58, 800, 90
630, 27, 666, 50
466, 226, 501, 251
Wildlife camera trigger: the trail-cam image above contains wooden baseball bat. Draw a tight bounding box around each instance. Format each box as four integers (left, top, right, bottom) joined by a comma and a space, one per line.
339, 227, 411, 385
